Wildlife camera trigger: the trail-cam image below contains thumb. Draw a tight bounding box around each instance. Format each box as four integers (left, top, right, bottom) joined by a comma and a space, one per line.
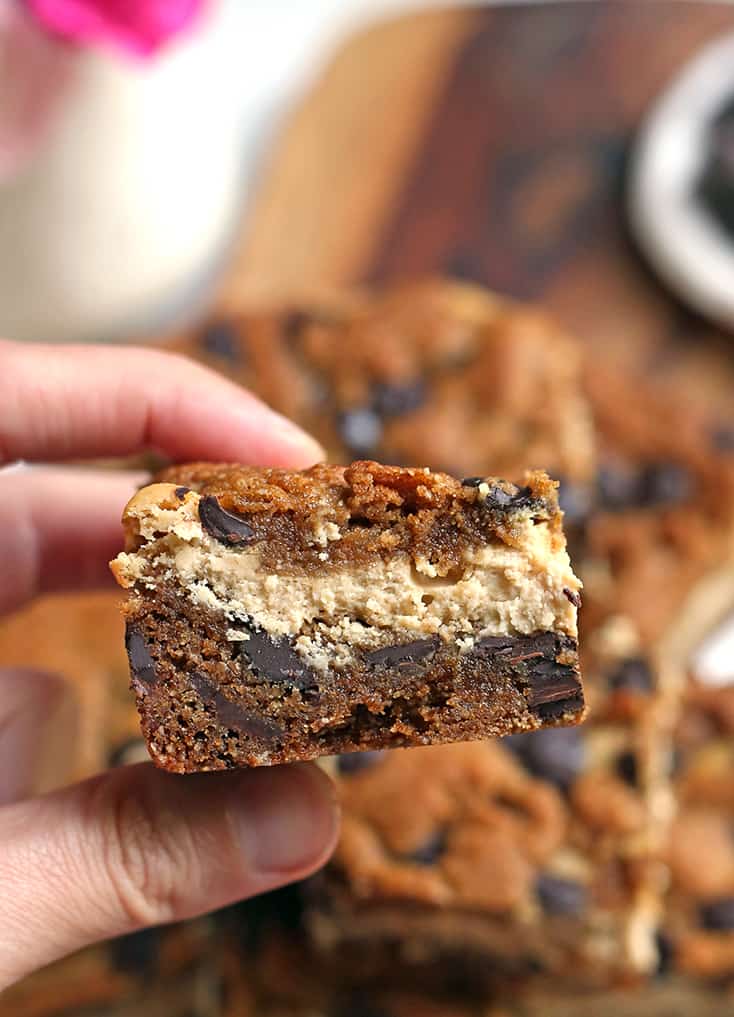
0, 761, 338, 988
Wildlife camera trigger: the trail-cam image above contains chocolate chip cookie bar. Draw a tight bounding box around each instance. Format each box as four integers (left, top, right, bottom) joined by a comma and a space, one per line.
111, 460, 583, 772
165, 280, 594, 484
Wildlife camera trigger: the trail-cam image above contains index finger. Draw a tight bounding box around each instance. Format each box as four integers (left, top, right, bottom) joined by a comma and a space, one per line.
0, 340, 323, 467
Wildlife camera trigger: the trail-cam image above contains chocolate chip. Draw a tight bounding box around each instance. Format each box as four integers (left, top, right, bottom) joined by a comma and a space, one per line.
711, 425, 734, 452
198, 495, 255, 547
365, 637, 439, 669
608, 656, 654, 694
484, 483, 535, 511
338, 408, 383, 457
526, 662, 583, 711
505, 727, 585, 790
190, 672, 283, 740
199, 319, 241, 363
638, 463, 692, 507
654, 930, 674, 976
174, 485, 189, 501
461, 477, 484, 488
337, 750, 386, 775
408, 830, 447, 865
563, 587, 581, 608
557, 478, 592, 525
597, 464, 641, 511
700, 898, 734, 931
238, 626, 315, 691
536, 874, 586, 915
281, 310, 310, 340
615, 750, 639, 786
109, 927, 161, 979
125, 625, 157, 686
371, 380, 426, 417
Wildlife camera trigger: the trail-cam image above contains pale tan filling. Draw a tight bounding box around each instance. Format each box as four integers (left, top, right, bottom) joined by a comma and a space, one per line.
113, 486, 580, 673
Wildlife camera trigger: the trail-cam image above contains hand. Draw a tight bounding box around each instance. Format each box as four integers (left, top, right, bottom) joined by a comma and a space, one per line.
0, 340, 339, 989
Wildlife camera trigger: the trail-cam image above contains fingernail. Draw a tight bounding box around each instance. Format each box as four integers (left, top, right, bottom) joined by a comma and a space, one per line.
231, 764, 338, 876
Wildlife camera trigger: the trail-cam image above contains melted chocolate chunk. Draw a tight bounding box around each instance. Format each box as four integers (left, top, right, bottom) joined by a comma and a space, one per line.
408, 830, 447, 865
711, 425, 734, 452
338, 408, 383, 456
597, 464, 641, 511
638, 463, 692, 507
505, 727, 584, 790
608, 656, 654, 694
557, 478, 592, 526
371, 379, 427, 417
238, 626, 315, 691
654, 930, 675, 977
199, 319, 242, 363
700, 897, 734, 931
533, 694, 584, 721
198, 495, 255, 547
563, 587, 581, 607
190, 672, 283, 740
365, 637, 439, 669
125, 625, 157, 686
615, 750, 639, 786
526, 662, 583, 711
174, 485, 189, 501
483, 483, 535, 511
337, 750, 387, 775
536, 874, 586, 915
461, 476, 484, 488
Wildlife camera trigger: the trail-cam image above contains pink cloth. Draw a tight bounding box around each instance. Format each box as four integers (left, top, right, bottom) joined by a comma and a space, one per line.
0, 1, 76, 180
26, 0, 206, 58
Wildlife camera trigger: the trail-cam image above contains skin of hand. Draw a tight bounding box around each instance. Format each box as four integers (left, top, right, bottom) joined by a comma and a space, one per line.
0, 340, 340, 989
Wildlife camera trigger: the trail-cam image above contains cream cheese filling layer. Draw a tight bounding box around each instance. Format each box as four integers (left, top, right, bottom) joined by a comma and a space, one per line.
114, 487, 580, 671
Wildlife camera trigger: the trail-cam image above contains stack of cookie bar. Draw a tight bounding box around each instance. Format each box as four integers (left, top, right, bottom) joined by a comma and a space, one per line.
161, 280, 734, 1008
6, 279, 734, 1013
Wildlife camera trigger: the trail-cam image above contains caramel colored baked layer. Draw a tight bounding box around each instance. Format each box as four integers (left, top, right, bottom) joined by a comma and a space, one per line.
111, 461, 583, 771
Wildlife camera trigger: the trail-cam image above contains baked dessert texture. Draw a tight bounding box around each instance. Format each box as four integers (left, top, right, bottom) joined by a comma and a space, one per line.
111, 461, 583, 772
661, 680, 734, 982
165, 280, 595, 484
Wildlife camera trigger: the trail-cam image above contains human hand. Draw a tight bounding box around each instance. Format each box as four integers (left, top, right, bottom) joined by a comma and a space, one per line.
0, 340, 339, 988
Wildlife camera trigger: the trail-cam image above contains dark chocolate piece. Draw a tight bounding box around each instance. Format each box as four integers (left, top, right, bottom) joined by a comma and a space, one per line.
615, 750, 639, 786
408, 830, 448, 866
638, 463, 692, 507
526, 664, 584, 710
338, 408, 383, 456
190, 672, 283, 740
461, 476, 484, 487
198, 495, 255, 547
505, 727, 585, 790
563, 587, 581, 607
365, 637, 439, 669
238, 625, 315, 691
483, 483, 535, 511
700, 898, 734, 931
608, 656, 654, 694
557, 477, 592, 525
536, 874, 587, 915
371, 379, 427, 417
125, 625, 157, 687
199, 319, 241, 363
174, 485, 189, 500
337, 750, 387, 775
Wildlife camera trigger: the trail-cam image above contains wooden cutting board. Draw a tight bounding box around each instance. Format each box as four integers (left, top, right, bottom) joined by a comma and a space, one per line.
220, 0, 734, 410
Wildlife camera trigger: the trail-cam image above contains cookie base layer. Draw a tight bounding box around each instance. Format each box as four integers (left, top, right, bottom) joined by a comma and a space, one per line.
123, 587, 583, 772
